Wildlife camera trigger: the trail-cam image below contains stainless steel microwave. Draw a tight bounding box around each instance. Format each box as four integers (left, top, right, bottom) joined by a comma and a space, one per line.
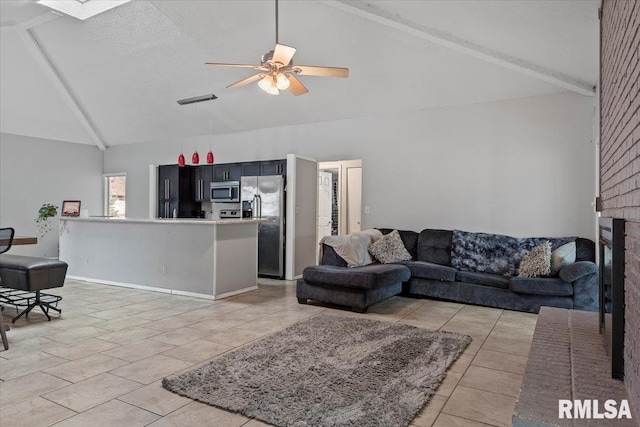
210, 181, 240, 203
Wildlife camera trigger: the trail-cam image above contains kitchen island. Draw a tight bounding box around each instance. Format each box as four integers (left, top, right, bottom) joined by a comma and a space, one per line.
59, 217, 262, 299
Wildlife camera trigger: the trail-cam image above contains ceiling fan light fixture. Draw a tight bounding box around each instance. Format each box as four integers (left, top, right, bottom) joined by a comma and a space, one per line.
276, 73, 290, 90
258, 75, 279, 95
257, 75, 272, 92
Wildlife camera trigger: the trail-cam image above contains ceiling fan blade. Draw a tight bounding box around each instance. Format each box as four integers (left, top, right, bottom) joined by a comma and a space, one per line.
272, 43, 296, 66
227, 73, 265, 89
294, 65, 349, 78
288, 74, 309, 96
205, 62, 260, 68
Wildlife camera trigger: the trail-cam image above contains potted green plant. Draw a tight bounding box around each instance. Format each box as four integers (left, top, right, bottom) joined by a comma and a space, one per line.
35, 203, 58, 238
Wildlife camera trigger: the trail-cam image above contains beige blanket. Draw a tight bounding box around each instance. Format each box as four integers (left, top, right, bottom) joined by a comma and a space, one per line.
320, 229, 383, 268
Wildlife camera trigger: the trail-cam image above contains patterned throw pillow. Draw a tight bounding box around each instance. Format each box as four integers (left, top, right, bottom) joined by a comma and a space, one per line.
368, 230, 412, 264
518, 241, 552, 277
550, 242, 576, 275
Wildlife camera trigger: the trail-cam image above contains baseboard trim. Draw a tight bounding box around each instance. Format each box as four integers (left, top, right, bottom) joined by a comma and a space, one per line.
65, 275, 222, 300
214, 286, 259, 300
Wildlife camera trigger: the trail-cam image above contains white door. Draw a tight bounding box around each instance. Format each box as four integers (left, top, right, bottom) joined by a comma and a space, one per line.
317, 171, 333, 245
346, 166, 362, 233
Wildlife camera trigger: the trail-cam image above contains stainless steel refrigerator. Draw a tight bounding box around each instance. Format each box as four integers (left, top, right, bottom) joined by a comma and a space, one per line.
241, 175, 285, 278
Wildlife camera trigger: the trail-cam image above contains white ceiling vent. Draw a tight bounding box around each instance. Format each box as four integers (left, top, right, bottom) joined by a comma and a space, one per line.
36, 0, 131, 21
177, 94, 218, 106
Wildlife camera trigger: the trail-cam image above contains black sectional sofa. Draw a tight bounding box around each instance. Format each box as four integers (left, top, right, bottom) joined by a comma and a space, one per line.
297, 228, 598, 314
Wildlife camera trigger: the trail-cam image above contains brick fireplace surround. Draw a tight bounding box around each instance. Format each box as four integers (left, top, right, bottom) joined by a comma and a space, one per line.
600, 0, 640, 417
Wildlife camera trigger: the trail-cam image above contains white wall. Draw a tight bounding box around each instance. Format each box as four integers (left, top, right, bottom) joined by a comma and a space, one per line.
289, 155, 318, 278
0, 133, 103, 257
104, 91, 596, 239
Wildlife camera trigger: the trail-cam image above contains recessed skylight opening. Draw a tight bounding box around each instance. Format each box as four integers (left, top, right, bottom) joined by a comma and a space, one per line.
37, 0, 131, 21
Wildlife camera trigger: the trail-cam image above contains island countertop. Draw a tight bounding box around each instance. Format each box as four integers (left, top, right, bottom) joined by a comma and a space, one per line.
59, 217, 264, 225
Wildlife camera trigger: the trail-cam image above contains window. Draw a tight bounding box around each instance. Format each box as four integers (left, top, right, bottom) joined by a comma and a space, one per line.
104, 174, 126, 218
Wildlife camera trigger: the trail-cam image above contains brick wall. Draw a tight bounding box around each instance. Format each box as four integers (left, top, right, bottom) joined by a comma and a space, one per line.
600, 0, 640, 417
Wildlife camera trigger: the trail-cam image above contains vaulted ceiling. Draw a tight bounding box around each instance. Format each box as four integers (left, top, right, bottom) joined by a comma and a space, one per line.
0, 0, 599, 148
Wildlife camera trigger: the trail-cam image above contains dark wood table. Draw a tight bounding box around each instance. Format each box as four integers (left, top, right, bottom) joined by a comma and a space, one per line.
14, 236, 37, 245
1, 236, 37, 246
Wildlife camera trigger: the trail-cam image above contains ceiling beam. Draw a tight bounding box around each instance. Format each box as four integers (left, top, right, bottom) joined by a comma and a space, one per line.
322, 0, 595, 97
14, 12, 63, 31
14, 13, 107, 150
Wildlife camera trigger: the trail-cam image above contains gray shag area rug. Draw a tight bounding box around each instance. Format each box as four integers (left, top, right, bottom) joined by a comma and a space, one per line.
162, 314, 471, 427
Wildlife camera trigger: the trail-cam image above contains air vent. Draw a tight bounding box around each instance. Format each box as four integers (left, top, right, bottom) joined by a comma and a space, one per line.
177, 94, 218, 105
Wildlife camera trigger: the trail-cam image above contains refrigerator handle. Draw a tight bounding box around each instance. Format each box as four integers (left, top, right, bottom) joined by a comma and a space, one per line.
257, 194, 262, 218
252, 194, 258, 218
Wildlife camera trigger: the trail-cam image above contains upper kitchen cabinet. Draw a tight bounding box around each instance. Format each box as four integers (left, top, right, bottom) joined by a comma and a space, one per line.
211, 159, 287, 181
213, 163, 242, 182
192, 165, 213, 202
158, 165, 192, 201
260, 159, 287, 176
241, 161, 261, 177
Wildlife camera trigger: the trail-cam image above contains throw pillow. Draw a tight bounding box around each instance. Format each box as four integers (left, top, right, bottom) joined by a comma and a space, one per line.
368, 230, 412, 264
518, 241, 551, 278
550, 241, 576, 275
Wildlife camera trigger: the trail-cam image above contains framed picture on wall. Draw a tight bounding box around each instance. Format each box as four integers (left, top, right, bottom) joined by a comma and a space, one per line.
61, 200, 81, 217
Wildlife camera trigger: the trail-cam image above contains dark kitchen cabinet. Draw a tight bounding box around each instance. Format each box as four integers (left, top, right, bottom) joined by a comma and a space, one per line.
157, 165, 199, 218
158, 165, 189, 201
192, 165, 213, 202
260, 159, 287, 176
213, 163, 242, 182
210, 159, 287, 182
241, 161, 261, 177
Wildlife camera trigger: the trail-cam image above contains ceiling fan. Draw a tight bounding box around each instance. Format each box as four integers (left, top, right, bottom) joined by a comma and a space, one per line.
205, 0, 349, 96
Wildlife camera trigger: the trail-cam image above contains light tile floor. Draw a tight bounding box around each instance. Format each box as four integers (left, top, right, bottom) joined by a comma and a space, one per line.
0, 279, 537, 427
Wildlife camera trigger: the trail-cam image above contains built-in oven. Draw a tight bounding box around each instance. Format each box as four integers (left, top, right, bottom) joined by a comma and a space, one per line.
210, 181, 240, 203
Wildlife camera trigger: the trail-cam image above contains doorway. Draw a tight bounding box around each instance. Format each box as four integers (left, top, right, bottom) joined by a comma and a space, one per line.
317, 160, 362, 258
317, 170, 334, 245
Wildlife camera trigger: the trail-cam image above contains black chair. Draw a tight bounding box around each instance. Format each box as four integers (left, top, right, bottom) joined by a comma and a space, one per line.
0, 231, 67, 323
0, 227, 14, 254
0, 227, 14, 350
